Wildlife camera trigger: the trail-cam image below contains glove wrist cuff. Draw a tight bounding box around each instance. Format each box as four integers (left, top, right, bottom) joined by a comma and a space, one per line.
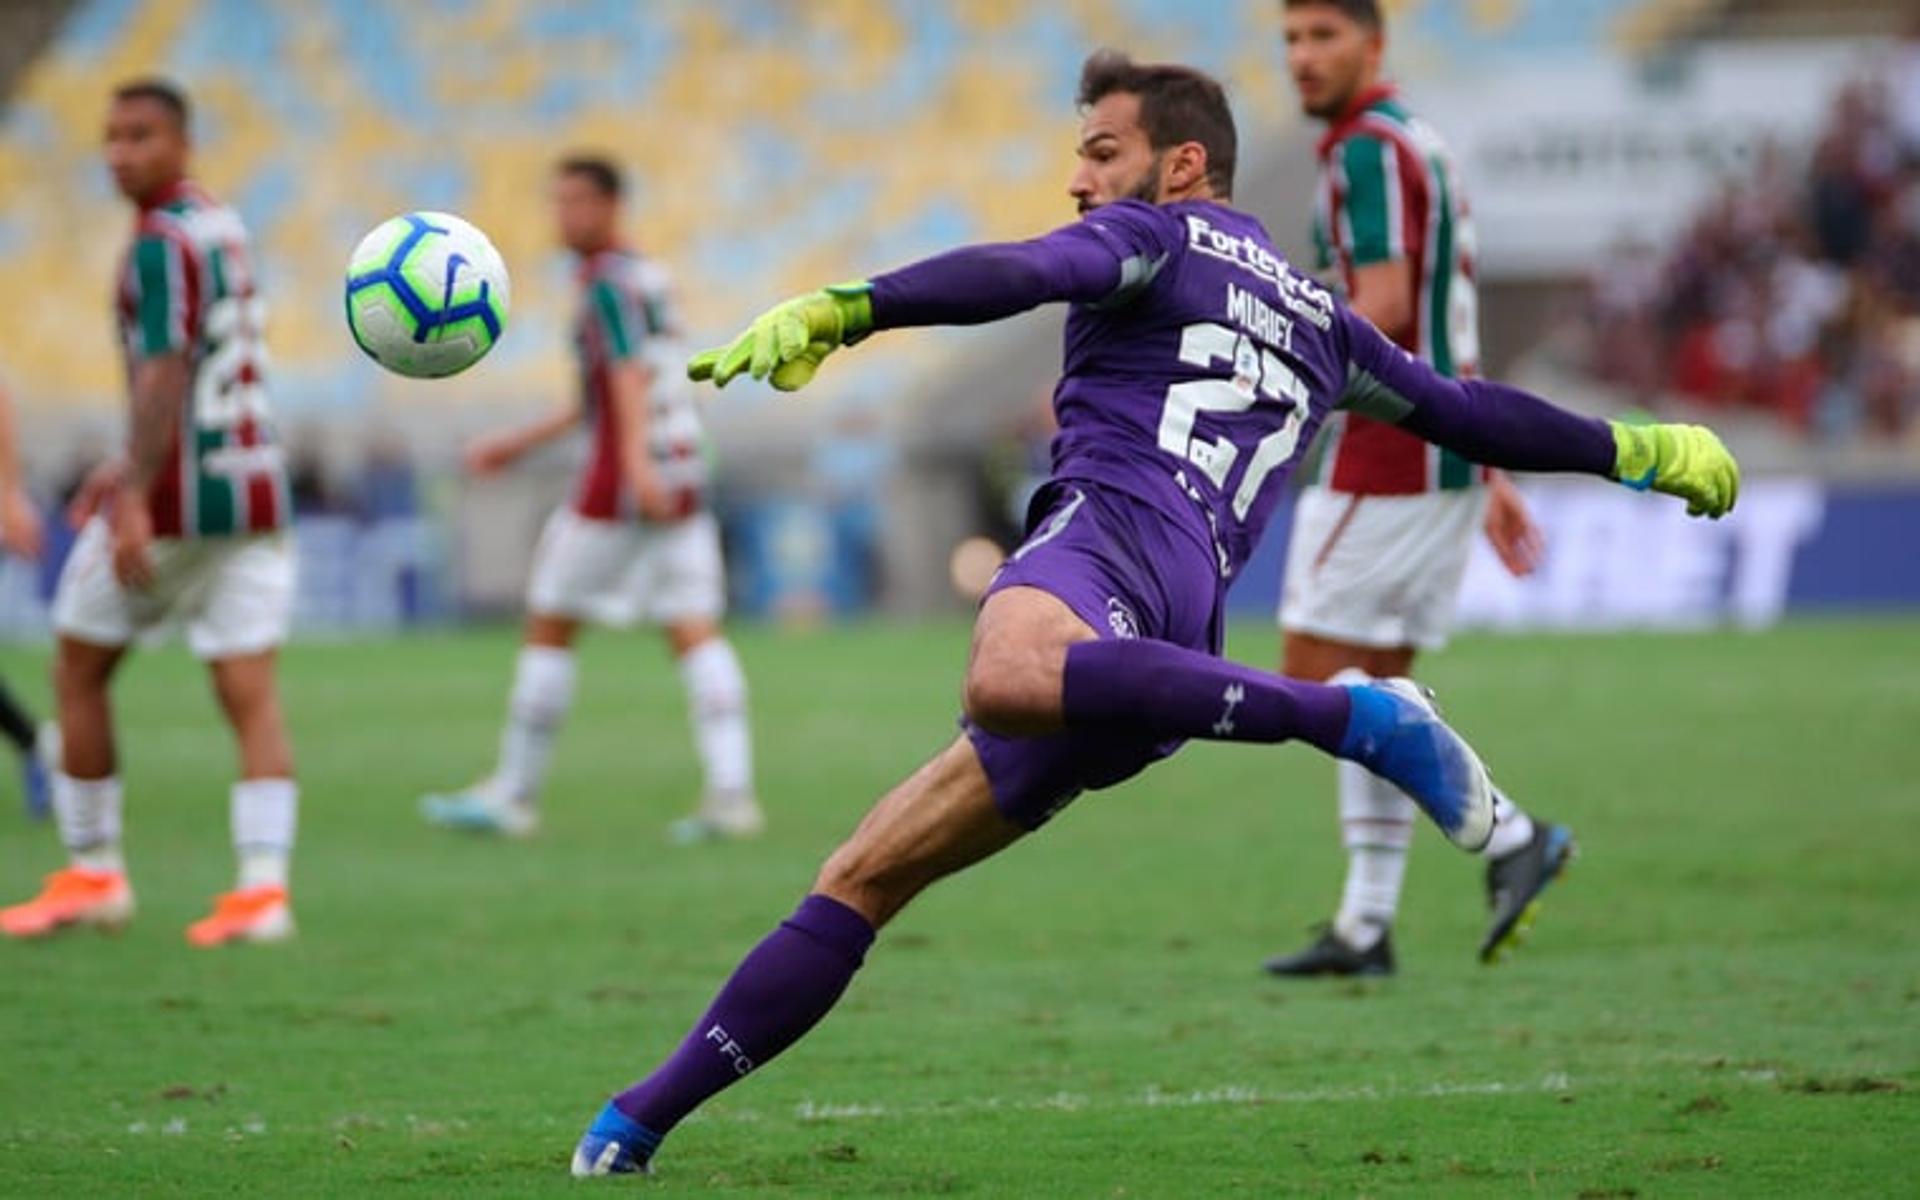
825, 281, 875, 345
1609, 420, 1658, 491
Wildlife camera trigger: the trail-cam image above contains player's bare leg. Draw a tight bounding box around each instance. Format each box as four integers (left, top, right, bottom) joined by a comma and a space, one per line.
1265, 631, 1417, 974
421, 611, 580, 837
1266, 630, 1567, 976
574, 736, 1024, 1175
0, 637, 134, 938
960, 586, 1096, 735
186, 649, 298, 947
662, 616, 760, 844
815, 737, 1028, 925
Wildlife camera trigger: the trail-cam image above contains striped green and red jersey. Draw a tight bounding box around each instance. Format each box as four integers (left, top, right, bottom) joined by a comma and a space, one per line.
1307, 84, 1485, 494
116, 179, 288, 538
571, 247, 708, 521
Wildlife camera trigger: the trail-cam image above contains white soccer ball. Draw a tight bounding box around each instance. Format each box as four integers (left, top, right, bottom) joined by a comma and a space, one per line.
345, 211, 510, 378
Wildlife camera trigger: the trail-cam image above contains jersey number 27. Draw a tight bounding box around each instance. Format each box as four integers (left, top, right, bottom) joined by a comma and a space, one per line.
1158, 322, 1308, 521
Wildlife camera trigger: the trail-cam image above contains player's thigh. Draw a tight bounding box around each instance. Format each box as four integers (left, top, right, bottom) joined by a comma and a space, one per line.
963, 587, 1098, 734
186, 534, 295, 661
526, 508, 641, 626
50, 518, 146, 652
1282, 630, 1413, 682
1399, 490, 1489, 652
815, 735, 1026, 930
638, 511, 727, 630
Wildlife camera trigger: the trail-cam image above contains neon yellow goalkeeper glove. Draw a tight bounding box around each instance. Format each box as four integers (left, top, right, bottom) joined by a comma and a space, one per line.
1610, 421, 1740, 518
686, 283, 874, 392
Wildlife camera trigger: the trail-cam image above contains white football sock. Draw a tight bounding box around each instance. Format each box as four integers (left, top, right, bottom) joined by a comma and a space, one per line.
494, 645, 576, 806
1333, 760, 1415, 949
1482, 789, 1537, 860
54, 772, 124, 874
232, 778, 298, 889
679, 638, 753, 800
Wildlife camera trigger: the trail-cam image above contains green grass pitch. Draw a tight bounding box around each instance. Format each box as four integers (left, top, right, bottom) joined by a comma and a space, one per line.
1, 619, 1915, 1195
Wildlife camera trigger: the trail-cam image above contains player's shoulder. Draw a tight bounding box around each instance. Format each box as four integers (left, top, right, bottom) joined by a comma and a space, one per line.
1078, 198, 1187, 250
586, 246, 667, 296
1323, 90, 1429, 156
1356, 93, 1452, 160
138, 182, 245, 246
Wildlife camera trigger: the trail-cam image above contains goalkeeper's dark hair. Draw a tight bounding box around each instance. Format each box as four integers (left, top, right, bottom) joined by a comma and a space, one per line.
112, 78, 190, 131
556, 154, 624, 199
1077, 50, 1237, 197
1280, 0, 1384, 32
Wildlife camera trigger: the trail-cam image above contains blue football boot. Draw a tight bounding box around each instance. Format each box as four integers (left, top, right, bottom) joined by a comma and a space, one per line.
1336, 676, 1494, 852
570, 1102, 660, 1177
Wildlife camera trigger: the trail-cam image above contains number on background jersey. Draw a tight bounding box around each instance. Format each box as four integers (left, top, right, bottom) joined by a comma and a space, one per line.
194, 296, 269, 431
1157, 321, 1308, 520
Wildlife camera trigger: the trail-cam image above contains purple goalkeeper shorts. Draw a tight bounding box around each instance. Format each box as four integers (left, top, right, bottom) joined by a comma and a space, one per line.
965, 480, 1225, 830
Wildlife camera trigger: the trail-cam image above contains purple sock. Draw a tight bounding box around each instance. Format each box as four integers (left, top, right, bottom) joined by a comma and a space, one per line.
611, 894, 876, 1143
1061, 638, 1350, 753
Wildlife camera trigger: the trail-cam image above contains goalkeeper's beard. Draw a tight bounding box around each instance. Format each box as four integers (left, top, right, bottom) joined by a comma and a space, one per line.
1078, 154, 1167, 214
1126, 154, 1166, 205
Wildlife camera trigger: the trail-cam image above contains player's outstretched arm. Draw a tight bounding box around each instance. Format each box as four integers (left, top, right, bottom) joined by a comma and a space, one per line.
688, 206, 1163, 392
463, 406, 576, 476
1337, 309, 1739, 518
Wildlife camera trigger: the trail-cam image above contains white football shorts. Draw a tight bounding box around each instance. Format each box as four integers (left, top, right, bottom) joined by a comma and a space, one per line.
1278, 486, 1488, 652
525, 507, 726, 627
52, 517, 295, 660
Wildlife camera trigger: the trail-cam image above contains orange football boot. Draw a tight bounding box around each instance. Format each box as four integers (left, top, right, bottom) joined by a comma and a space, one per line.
0, 867, 135, 938
185, 884, 295, 947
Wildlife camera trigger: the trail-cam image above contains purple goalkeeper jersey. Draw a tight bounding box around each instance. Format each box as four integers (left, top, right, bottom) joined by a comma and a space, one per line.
867, 197, 1614, 583
1049, 200, 1340, 579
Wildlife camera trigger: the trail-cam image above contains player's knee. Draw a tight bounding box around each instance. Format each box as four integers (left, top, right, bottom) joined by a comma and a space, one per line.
962, 666, 1046, 736
53, 644, 112, 702
812, 846, 902, 929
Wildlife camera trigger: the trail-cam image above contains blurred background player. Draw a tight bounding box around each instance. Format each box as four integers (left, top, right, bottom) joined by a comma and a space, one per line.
420, 155, 758, 842
0, 80, 299, 946
1263, 0, 1575, 977
0, 378, 50, 820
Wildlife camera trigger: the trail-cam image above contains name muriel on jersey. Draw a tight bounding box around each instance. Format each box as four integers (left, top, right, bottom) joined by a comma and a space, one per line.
1184, 213, 1333, 331
1226, 283, 1294, 353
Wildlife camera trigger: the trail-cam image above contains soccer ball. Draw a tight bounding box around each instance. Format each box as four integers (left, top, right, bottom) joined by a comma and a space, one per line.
345, 211, 510, 378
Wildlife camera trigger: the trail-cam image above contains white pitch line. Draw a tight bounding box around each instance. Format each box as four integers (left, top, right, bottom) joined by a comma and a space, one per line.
691, 1071, 1594, 1127
87, 1069, 1784, 1141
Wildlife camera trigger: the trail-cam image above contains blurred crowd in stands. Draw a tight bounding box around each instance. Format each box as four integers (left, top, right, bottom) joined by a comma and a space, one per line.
1587, 29, 1920, 441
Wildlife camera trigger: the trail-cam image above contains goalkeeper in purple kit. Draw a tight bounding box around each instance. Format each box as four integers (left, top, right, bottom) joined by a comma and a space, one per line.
570, 51, 1738, 1176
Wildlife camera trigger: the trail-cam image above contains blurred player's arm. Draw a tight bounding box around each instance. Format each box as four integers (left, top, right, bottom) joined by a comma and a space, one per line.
1336, 308, 1739, 518
0, 381, 42, 559
1335, 136, 1415, 342
115, 230, 206, 584
1346, 261, 1413, 343
607, 362, 677, 522
115, 352, 189, 586
689, 203, 1168, 391
111, 234, 199, 585
463, 407, 575, 475
1481, 471, 1543, 577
